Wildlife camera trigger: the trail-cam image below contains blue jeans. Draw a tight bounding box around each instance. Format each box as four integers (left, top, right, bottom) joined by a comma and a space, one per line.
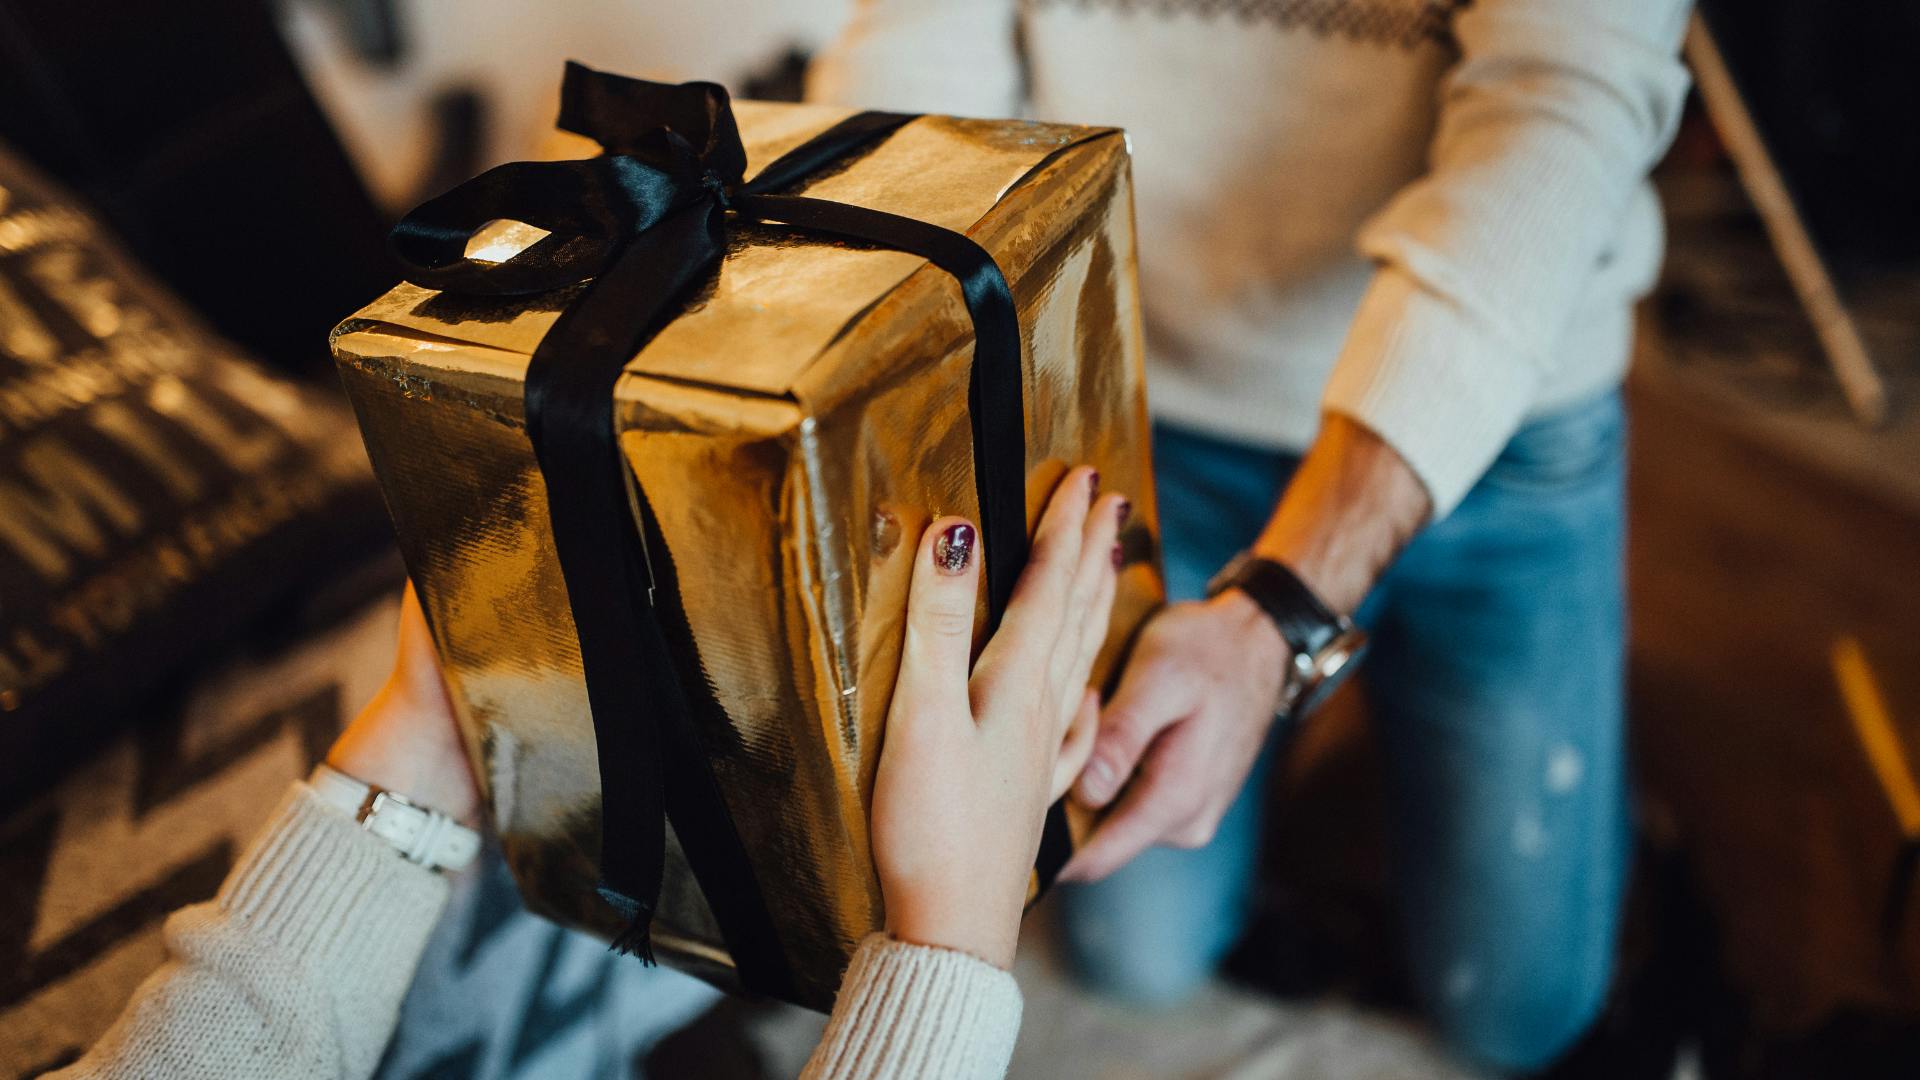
1058, 392, 1630, 1074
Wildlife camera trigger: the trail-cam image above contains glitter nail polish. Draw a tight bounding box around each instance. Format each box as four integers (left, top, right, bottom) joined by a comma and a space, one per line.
933, 522, 975, 575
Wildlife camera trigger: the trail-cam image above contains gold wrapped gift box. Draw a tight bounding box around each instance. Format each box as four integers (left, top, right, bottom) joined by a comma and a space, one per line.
332, 99, 1162, 1008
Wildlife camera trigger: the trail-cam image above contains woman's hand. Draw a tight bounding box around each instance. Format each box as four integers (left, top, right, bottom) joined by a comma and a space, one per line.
325, 583, 482, 826
871, 466, 1127, 968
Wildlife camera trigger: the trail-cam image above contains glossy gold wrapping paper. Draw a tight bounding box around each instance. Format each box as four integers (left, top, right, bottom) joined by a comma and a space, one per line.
331, 101, 1162, 1008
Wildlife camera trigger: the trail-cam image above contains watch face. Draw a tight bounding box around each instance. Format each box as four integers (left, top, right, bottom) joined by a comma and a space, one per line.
1291, 628, 1368, 720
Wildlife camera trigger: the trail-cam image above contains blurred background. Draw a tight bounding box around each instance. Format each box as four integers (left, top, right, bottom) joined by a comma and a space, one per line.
1, 1, 1916, 1078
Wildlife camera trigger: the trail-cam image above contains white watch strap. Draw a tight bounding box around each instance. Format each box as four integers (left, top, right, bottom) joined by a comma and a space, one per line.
308, 764, 481, 872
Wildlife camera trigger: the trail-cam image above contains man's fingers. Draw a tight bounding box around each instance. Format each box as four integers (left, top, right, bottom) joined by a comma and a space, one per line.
1073, 654, 1188, 808
1058, 746, 1194, 882
1051, 689, 1100, 803
894, 516, 983, 724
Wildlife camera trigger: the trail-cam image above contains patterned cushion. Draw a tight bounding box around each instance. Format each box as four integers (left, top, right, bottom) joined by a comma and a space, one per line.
0, 142, 389, 805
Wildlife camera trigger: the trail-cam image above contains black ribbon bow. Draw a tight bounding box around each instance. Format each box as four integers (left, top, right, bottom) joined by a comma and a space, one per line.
390, 62, 1070, 998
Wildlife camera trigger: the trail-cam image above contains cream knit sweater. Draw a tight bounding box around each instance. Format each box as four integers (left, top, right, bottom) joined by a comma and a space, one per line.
51, 783, 1023, 1080
810, 0, 1692, 515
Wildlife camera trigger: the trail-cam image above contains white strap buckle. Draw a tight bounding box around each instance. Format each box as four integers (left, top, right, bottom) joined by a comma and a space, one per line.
310, 764, 481, 872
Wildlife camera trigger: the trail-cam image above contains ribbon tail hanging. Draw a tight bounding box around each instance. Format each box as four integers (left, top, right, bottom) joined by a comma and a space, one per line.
522, 202, 727, 967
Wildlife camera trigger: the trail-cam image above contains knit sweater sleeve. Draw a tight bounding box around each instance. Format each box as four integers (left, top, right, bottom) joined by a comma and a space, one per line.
804, 0, 1022, 117
1322, 0, 1692, 515
802, 935, 1024, 1080
54, 781, 1022, 1080
49, 783, 450, 1080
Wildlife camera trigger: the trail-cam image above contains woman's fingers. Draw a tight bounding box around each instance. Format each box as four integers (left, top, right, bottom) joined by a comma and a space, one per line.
1062, 555, 1117, 727
978, 467, 1099, 684
397, 583, 434, 671
1052, 491, 1126, 713
393, 582, 456, 716
893, 517, 985, 726
1050, 689, 1100, 803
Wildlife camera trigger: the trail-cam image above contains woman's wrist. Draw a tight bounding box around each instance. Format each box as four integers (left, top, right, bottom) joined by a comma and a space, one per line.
322, 751, 480, 828
884, 892, 1022, 970
308, 763, 483, 872
324, 684, 482, 827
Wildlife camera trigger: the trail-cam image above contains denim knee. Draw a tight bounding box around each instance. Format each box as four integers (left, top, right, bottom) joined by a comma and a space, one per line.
1057, 906, 1220, 1008
1049, 716, 1276, 1010
1426, 953, 1612, 1074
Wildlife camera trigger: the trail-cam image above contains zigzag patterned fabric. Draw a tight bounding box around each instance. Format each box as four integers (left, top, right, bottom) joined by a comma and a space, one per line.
1, 598, 716, 1080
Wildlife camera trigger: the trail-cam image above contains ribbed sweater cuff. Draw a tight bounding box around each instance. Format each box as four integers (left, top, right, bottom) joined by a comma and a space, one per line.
802, 934, 1023, 1080
1322, 267, 1540, 518
216, 783, 449, 996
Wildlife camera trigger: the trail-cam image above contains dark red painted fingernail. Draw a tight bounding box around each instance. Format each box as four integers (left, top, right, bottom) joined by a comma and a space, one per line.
933, 522, 975, 575
1088, 469, 1101, 505
1115, 497, 1132, 528
1111, 543, 1125, 570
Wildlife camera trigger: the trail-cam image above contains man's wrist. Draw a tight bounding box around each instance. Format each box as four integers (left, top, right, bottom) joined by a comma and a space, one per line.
1253, 414, 1430, 614
1248, 543, 1360, 616
1209, 587, 1287, 655
1207, 588, 1291, 710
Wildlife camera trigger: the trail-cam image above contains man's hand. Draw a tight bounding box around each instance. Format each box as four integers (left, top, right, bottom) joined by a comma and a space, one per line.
1057, 588, 1287, 881
1060, 414, 1430, 882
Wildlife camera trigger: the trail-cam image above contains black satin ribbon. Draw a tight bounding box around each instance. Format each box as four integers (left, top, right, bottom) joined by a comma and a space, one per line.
391, 62, 1066, 996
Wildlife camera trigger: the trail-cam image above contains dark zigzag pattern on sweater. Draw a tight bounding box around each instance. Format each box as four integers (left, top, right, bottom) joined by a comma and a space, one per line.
1023, 0, 1470, 49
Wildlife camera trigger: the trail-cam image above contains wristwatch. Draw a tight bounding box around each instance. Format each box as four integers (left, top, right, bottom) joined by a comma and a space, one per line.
1206, 552, 1368, 721
308, 763, 481, 872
